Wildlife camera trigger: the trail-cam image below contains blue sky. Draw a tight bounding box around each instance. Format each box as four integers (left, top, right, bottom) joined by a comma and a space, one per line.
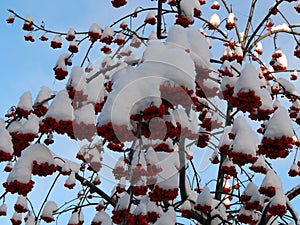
1, 1, 112, 116
0, 1, 300, 224
0, 1, 136, 223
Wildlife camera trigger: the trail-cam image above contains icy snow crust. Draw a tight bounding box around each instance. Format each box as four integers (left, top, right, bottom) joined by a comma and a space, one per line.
98, 25, 211, 127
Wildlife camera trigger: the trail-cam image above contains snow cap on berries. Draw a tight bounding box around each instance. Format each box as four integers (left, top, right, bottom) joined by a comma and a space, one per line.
195, 185, 213, 212
259, 169, 283, 197
92, 211, 112, 225
45, 90, 74, 121
41, 201, 57, 222
264, 106, 294, 139
0, 203, 7, 216
67, 210, 84, 225
233, 63, 261, 97
0, 127, 14, 162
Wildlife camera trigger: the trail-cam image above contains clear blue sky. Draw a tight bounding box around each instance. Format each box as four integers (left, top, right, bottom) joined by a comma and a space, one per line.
0, 1, 135, 116
0, 1, 299, 224
0, 1, 140, 223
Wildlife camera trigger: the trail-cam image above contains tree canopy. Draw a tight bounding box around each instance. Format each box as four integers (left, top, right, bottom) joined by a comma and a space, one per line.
1, 1, 300, 225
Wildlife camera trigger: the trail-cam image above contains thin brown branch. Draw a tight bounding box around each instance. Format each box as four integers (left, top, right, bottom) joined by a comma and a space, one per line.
277, 9, 299, 43
7, 9, 87, 35
243, 0, 258, 47
36, 173, 61, 220
215, 102, 233, 201
157, 0, 164, 39
286, 184, 300, 201
80, 42, 94, 67
286, 200, 299, 225
220, 0, 242, 45
109, 7, 170, 28
195, 16, 228, 39
245, 0, 285, 50
248, 28, 300, 51
0, 192, 7, 201
179, 137, 187, 201
74, 173, 116, 207
187, 210, 210, 225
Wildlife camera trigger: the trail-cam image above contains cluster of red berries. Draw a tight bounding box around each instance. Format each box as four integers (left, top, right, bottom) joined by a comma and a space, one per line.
32, 160, 58, 176
149, 186, 178, 201
10, 132, 38, 157
258, 136, 294, 159
40, 117, 75, 139
3, 179, 35, 196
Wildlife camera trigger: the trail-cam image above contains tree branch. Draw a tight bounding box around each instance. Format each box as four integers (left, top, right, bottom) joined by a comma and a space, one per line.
179, 137, 187, 201
249, 28, 300, 51
220, 0, 242, 45
157, 0, 164, 39
243, 0, 258, 48
74, 173, 116, 207
7, 9, 87, 35
245, 0, 285, 50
